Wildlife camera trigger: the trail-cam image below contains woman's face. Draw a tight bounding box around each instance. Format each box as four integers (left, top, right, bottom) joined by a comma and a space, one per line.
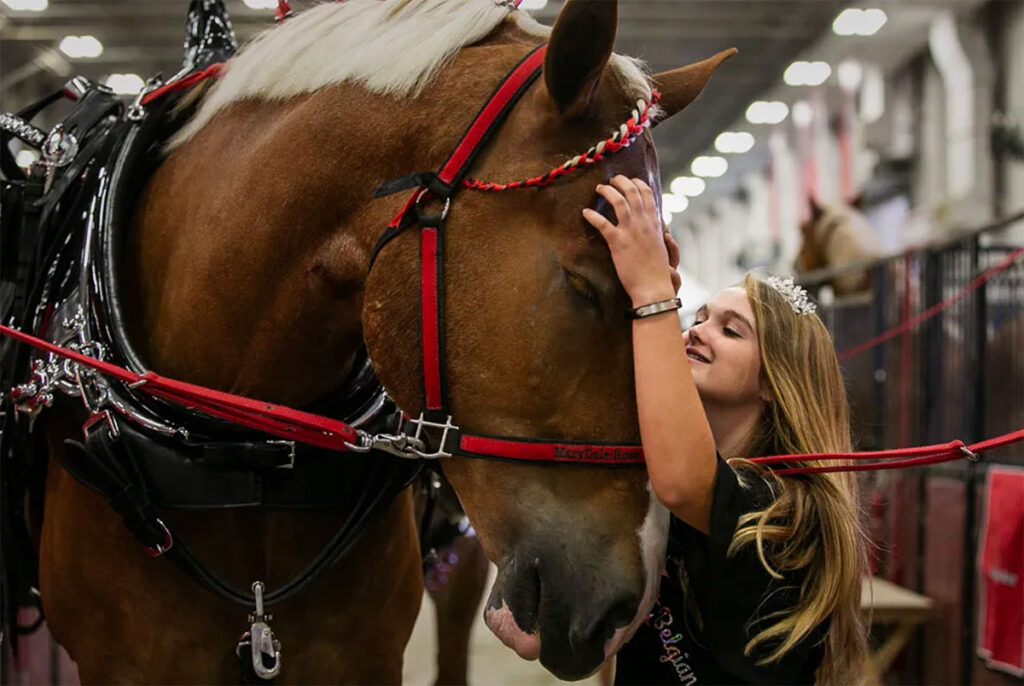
682, 287, 766, 407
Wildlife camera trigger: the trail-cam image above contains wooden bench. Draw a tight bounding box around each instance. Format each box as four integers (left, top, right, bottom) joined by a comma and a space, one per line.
862, 576, 934, 685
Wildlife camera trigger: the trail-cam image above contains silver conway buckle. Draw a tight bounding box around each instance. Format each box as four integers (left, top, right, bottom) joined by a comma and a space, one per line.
345, 413, 458, 460
235, 581, 282, 681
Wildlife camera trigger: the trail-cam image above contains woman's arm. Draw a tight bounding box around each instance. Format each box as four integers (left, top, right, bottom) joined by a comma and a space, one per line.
583, 176, 718, 532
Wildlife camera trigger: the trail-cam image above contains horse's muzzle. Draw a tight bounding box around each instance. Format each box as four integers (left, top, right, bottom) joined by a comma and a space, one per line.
484, 547, 643, 680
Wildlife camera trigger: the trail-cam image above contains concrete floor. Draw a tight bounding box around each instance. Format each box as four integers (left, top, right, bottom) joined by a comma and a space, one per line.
402, 564, 602, 686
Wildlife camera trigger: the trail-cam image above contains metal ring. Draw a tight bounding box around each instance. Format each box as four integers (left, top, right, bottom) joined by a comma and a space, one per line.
959, 445, 980, 462
414, 188, 451, 222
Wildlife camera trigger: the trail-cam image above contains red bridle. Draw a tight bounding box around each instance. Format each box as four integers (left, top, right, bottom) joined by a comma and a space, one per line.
368, 43, 652, 465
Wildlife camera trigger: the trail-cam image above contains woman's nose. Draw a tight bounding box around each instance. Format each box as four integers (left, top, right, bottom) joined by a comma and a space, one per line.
685, 325, 704, 346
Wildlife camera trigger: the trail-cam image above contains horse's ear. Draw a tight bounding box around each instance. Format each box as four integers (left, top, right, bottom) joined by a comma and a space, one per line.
650, 49, 738, 125
544, 0, 618, 116
809, 195, 825, 219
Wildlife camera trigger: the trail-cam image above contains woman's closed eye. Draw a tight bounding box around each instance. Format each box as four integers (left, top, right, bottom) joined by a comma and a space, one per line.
723, 326, 741, 338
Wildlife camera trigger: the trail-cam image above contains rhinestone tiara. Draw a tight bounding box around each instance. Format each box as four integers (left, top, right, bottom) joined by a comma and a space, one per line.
763, 276, 817, 316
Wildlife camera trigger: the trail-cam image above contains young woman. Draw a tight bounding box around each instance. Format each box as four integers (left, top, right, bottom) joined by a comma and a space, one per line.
583, 176, 869, 685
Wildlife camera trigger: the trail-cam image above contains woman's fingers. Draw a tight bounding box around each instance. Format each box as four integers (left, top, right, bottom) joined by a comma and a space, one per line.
595, 184, 630, 224
609, 175, 646, 216
664, 230, 680, 269
669, 266, 681, 293
582, 207, 615, 235
633, 179, 659, 226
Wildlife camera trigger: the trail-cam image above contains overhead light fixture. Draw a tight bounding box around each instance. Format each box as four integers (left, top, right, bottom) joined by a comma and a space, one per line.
746, 101, 788, 125
792, 100, 813, 127
104, 73, 145, 95
243, 0, 278, 7
518, 0, 548, 9
662, 207, 674, 225
714, 131, 755, 154
1, 0, 47, 10
691, 156, 727, 178
669, 176, 706, 197
58, 35, 103, 59
837, 59, 864, 91
833, 8, 887, 36
783, 61, 832, 86
662, 193, 689, 214
15, 149, 39, 168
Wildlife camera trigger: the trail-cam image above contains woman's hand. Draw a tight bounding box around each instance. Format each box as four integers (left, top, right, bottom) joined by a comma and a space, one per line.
583, 175, 679, 307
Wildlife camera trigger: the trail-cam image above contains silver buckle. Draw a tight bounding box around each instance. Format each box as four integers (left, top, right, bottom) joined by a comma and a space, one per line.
345, 413, 458, 460
268, 440, 296, 469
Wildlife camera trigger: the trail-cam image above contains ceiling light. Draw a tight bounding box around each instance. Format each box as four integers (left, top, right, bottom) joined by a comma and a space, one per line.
105, 73, 145, 95
783, 61, 832, 87
714, 131, 755, 154
662, 207, 674, 225
691, 156, 727, 178
1, 0, 47, 10
669, 176, 706, 197
518, 0, 548, 9
662, 193, 689, 214
838, 60, 864, 91
15, 149, 39, 168
243, 0, 278, 7
58, 35, 103, 59
833, 8, 887, 36
746, 101, 789, 125
792, 100, 813, 127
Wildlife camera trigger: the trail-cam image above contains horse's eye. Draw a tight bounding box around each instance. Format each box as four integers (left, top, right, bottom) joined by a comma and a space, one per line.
563, 268, 603, 314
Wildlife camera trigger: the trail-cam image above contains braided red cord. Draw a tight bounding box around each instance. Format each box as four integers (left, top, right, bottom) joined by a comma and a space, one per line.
276, 0, 292, 22
463, 91, 661, 192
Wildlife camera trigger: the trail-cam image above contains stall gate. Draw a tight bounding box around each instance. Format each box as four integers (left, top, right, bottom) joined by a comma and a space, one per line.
804, 215, 1024, 685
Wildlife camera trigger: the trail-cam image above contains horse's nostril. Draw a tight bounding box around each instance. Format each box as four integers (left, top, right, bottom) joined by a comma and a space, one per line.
568, 592, 639, 649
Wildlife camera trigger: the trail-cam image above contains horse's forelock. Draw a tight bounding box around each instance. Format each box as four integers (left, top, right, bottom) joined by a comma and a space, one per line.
171, 0, 652, 150
173, 0, 516, 147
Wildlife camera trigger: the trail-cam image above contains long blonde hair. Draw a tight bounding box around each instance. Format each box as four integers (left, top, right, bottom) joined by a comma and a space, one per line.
725, 273, 868, 684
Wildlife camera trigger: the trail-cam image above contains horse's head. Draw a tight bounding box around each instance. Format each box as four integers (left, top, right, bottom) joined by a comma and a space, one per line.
796, 195, 882, 295
796, 196, 830, 273
364, 0, 732, 678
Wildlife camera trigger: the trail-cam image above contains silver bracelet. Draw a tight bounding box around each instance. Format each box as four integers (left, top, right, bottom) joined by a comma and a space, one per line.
626, 297, 682, 320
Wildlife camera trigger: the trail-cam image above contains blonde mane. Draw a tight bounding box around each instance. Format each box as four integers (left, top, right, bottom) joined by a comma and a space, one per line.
173, 0, 652, 147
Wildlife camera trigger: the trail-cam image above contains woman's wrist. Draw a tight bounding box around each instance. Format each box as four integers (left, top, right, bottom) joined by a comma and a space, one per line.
630, 285, 677, 308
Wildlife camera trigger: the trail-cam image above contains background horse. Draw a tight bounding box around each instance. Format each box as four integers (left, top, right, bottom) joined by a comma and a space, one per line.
36, 0, 733, 681
796, 196, 883, 296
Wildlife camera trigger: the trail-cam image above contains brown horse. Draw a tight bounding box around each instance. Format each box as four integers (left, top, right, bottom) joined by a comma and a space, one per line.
796, 196, 883, 296
35, 0, 734, 682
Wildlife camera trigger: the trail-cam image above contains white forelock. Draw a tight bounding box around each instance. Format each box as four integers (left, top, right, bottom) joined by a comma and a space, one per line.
172, 0, 652, 147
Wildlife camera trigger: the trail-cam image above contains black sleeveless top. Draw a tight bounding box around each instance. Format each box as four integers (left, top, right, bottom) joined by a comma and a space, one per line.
615, 456, 827, 685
